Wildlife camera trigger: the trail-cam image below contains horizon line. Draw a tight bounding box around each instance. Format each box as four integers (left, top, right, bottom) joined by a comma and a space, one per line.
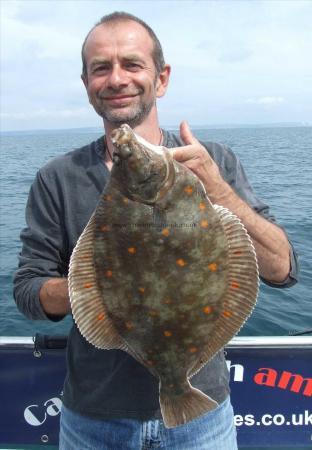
1, 121, 311, 135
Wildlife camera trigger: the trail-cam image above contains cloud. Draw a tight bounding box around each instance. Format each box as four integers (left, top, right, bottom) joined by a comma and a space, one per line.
245, 97, 286, 105
218, 47, 253, 64
1, 0, 311, 130
196, 39, 253, 64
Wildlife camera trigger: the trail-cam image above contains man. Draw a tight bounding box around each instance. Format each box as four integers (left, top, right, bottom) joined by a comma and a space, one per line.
14, 12, 298, 450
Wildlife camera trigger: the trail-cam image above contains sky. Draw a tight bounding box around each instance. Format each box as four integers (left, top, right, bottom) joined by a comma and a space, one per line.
1, 0, 312, 131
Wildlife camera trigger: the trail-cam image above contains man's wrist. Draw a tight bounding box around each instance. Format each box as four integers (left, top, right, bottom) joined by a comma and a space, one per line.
204, 179, 233, 205
39, 278, 71, 317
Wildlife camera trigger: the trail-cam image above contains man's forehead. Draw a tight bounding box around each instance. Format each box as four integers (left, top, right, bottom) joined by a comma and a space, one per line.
84, 20, 154, 59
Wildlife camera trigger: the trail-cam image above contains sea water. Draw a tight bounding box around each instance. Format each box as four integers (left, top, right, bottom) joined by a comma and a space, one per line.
0, 126, 311, 337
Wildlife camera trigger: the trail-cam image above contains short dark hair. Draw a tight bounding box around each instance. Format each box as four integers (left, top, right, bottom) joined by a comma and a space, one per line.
81, 12, 165, 78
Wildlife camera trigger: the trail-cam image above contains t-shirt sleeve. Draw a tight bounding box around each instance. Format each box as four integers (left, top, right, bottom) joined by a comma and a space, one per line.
13, 169, 68, 321
203, 142, 299, 289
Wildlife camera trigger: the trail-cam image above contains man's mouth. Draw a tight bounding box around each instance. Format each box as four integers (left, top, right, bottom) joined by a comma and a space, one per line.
102, 94, 139, 105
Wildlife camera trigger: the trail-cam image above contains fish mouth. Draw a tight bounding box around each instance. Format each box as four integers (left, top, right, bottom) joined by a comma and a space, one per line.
111, 124, 135, 153
111, 124, 176, 204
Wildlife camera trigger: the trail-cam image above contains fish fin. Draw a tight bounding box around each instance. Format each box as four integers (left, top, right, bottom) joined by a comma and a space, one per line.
190, 204, 259, 377
69, 214, 127, 351
159, 379, 218, 428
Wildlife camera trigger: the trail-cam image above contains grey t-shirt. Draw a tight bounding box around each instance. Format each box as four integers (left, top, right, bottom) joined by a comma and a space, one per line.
13, 130, 298, 420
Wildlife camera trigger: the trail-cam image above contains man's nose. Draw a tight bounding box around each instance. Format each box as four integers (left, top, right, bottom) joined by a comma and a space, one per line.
107, 65, 128, 89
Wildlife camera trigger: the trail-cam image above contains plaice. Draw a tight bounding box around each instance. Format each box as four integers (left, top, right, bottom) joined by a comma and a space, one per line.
69, 124, 259, 428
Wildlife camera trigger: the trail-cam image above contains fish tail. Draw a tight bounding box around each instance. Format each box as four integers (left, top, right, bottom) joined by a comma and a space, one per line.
159, 380, 218, 428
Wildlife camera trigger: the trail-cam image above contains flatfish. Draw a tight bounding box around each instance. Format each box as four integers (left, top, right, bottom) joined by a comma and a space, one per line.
69, 124, 259, 428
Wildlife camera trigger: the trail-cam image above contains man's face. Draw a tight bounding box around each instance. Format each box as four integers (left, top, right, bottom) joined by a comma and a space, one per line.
82, 21, 169, 128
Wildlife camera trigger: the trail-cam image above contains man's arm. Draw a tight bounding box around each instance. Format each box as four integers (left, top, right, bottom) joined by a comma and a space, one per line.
13, 170, 70, 320
171, 121, 292, 284
39, 278, 71, 317
207, 186, 290, 282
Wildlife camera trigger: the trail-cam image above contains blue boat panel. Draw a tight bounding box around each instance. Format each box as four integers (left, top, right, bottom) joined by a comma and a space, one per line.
228, 347, 311, 447
0, 348, 65, 446
0, 340, 311, 447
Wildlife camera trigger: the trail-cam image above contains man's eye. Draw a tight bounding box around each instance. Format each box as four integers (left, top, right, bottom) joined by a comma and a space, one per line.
125, 62, 141, 70
93, 65, 109, 73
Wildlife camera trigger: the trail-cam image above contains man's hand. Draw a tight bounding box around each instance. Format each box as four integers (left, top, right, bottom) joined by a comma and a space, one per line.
171, 121, 230, 202
171, 121, 291, 284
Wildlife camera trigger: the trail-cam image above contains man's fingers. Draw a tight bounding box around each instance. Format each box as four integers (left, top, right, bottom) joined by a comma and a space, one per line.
171, 145, 194, 162
180, 120, 197, 145
171, 121, 206, 162
171, 121, 199, 161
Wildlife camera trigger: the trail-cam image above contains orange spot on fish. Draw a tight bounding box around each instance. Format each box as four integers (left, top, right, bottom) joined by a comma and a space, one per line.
104, 194, 112, 201
125, 321, 134, 330
122, 197, 129, 204
105, 270, 113, 277
164, 330, 172, 337
208, 263, 218, 272
162, 228, 170, 237
147, 360, 155, 366
176, 258, 186, 267
100, 225, 110, 232
231, 281, 240, 289
97, 313, 105, 321
200, 219, 209, 228
222, 310, 232, 318
234, 250, 242, 255
84, 283, 93, 289
163, 298, 172, 305
199, 202, 206, 210
189, 346, 198, 353
184, 186, 194, 195
138, 287, 145, 293
127, 247, 136, 254
203, 306, 213, 314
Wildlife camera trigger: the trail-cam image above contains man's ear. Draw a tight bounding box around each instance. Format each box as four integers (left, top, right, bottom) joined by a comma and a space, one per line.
81, 74, 92, 104
81, 73, 88, 89
156, 64, 171, 98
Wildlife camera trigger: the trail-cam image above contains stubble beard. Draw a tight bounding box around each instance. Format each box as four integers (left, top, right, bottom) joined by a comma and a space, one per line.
95, 95, 155, 129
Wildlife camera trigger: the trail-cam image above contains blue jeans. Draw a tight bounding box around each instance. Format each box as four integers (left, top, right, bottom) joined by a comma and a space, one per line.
59, 396, 237, 450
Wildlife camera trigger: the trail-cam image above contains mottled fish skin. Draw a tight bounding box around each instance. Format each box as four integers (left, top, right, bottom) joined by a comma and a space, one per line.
94, 144, 228, 391
69, 124, 259, 428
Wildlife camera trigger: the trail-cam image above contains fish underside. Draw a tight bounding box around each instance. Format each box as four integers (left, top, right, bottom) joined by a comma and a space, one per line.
69, 124, 259, 428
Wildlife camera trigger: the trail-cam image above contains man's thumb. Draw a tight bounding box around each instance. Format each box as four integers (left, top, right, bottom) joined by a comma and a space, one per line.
180, 121, 197, 145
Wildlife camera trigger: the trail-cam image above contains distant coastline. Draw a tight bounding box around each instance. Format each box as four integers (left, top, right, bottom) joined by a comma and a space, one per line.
1, 122, 311, 136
